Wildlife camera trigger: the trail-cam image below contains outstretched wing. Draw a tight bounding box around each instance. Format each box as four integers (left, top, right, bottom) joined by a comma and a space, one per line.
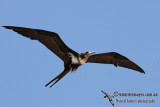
3, 26, 78, 62
87, 52, 145, 73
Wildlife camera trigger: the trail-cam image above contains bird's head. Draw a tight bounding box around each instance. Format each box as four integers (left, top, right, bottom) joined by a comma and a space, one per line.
80, 51, 96, 59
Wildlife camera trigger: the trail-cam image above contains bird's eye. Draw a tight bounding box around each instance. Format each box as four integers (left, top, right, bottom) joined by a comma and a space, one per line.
86, 51, 89, 54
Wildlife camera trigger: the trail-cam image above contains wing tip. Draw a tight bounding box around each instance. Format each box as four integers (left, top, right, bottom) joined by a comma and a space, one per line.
2, 26, 12, 29
139, 69, 145, 74
141, 71, 145, 74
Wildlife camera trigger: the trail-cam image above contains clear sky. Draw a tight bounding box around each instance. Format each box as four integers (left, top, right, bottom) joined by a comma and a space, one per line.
0, 0, 159, 107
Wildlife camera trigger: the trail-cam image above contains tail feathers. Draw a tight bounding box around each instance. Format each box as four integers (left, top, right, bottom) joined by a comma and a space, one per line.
45, 67, 70, 88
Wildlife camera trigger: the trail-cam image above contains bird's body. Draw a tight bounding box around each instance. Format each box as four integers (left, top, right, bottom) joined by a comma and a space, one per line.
69, 51, 96, 71
3, 26, 145, 88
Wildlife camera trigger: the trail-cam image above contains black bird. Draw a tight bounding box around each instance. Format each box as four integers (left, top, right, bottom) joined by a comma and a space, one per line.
3, 26, 145, 88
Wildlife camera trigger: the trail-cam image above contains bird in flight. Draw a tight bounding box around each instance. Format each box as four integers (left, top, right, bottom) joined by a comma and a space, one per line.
3, 26, 145, 88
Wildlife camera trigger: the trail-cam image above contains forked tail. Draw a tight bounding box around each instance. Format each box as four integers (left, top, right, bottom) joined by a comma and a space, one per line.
45, 67, 70, 88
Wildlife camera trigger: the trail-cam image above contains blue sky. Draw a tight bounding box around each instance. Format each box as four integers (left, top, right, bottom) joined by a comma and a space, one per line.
0, 0, 159, 107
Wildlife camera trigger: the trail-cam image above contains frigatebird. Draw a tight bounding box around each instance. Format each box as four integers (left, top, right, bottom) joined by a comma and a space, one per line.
3, 26, 145, 88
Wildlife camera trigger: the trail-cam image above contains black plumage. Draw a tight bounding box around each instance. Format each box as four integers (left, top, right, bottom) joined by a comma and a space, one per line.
3, 26, 145, 87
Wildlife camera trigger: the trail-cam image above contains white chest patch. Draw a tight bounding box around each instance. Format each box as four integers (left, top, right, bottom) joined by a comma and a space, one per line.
69, 52, 87, 65
71, 55, 79, 64
69, 52, 79, 64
